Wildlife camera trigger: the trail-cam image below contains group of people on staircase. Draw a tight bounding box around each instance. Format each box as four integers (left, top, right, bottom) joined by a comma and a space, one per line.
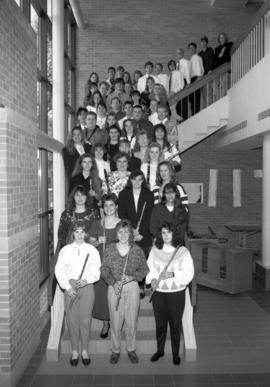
51, 51, 206, 366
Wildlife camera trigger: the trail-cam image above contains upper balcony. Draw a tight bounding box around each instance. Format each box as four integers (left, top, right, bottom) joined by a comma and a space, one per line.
170, 0, 270, 152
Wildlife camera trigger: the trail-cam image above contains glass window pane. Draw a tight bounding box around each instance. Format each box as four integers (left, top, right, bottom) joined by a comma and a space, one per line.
30, 5, 40, 67
47, 0, 52, 20
37, 81, 41, 130
47, 32, 52, 83
47, 89, 53, 136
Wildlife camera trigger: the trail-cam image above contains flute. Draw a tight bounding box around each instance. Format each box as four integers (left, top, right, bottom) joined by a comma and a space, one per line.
69, 253, 89, 310
134, 202, 146, 236
149, 246, 180, 303
115, 252, 129, 311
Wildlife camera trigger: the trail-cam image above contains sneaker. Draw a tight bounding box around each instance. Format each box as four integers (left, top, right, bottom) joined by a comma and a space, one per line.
110, 352, 120, 364
128, 350, 139, 363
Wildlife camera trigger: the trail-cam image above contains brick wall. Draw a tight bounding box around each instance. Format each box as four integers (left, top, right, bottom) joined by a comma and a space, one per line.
0, 1, 40, 386
76, 0, 259, 106
180, 130, 262, 250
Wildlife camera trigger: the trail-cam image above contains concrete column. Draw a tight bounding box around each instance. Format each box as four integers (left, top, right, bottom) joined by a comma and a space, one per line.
262, 134, 270, 268
52, 0, 65, 248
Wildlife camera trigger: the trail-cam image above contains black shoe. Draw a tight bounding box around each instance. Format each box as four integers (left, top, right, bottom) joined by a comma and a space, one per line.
69, 357, 79, 366
140, 290, 145, 299
128, 351, 139, 363
82, 355, 91, 366
110, 352, 120, 364
100, 322, 110, 339
173, 355, 181, 365
150, 352, 164, 362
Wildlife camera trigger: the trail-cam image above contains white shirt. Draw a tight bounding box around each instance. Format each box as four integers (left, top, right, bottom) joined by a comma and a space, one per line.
133, 191, 140, 212
177, 58, 191, 85
137, 74, 158, 93
74, 143, 85, 156
141, 162, 158, 191
156, 73, 169, 93
95, 158, 110, 181
169, 70, 185, 94
190, 54, 204, 78
55, 242, 101, 291
148, 112, 159, 125
97, 115, 107, 130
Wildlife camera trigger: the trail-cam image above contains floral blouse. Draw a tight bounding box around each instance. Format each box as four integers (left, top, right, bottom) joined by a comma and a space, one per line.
107, 171, 130, 197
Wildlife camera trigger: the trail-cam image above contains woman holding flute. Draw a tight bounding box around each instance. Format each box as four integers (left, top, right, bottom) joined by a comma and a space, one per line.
101, 219, 149, 364
145, 222, 194, 365
55, 222, 101, 366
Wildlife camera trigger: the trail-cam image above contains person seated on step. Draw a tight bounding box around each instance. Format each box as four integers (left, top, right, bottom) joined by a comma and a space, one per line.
146, 222, 194, 365
100, 219, 149, 364
55, 222, 101, 367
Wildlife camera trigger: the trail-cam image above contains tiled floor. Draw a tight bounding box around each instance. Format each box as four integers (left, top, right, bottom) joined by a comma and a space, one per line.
16, 283, 270, 387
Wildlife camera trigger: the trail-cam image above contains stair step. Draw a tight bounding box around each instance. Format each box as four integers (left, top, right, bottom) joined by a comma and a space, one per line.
61, 330, 184, 355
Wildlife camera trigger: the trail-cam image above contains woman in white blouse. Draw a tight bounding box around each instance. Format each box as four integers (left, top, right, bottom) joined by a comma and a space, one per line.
146, 222, 194, 365
55, 223, 101, 367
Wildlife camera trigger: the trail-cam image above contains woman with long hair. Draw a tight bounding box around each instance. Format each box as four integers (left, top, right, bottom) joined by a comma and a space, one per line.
69, 153, 102, 201
62, 127, 91, 181
152, 161, 188, 210
101, 219, 148, 364
150, 182, 189, 244
146, 222, 194, 365
89, 194, 120, 338
55, 222, 101, 367
152, 124, 181, 167
141, 76, 155, 108
121, 119, 136, 149
85, 72, 99, 96
86, 90, 103, 113
133, 130, 151, 163
58, 185, 100, 248
104, 125, 121, 171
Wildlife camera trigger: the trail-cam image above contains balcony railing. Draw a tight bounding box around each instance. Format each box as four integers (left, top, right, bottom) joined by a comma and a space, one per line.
168, 63, 231, 120
231, 0, 270, 85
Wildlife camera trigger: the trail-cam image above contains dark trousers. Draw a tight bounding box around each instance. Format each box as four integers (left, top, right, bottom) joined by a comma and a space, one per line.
189, 76, 201, 115
152, 290, 185, 356
176, 79, 188, 121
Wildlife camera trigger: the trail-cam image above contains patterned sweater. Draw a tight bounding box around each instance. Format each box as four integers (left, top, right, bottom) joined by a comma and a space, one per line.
145, 245, 194, 293
101, 243, 149, 286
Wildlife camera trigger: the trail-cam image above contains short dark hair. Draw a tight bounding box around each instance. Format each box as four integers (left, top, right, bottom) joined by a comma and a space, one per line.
76, 107, 87, 116
144, 61, 154, 68
97, 101, 107, 110
188, 42, 197, 49
124, 100, 133, 107
168, 59, 176, 68
114, 77, 124, 85
131, 90, 141, 97
155, 63, 163, 69
126, 169, 148, 189
200, 36, 208, 43
108, 66, 116, 72
101, 193, 118, 207
133, 104, 142, 111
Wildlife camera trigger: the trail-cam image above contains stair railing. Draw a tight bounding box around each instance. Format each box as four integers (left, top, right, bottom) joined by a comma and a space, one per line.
168, 63, 231, 121
231, 0, 270, 85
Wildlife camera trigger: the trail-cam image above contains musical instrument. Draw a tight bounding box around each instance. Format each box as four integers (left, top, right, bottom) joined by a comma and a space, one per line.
69, 253, 89, 309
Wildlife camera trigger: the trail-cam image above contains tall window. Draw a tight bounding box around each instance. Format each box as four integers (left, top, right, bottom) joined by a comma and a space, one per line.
19, 1, 76, 285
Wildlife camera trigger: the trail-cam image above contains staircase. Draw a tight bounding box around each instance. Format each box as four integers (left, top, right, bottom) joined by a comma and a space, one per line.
47, 287, 197, 362
177, 97, 228, 152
